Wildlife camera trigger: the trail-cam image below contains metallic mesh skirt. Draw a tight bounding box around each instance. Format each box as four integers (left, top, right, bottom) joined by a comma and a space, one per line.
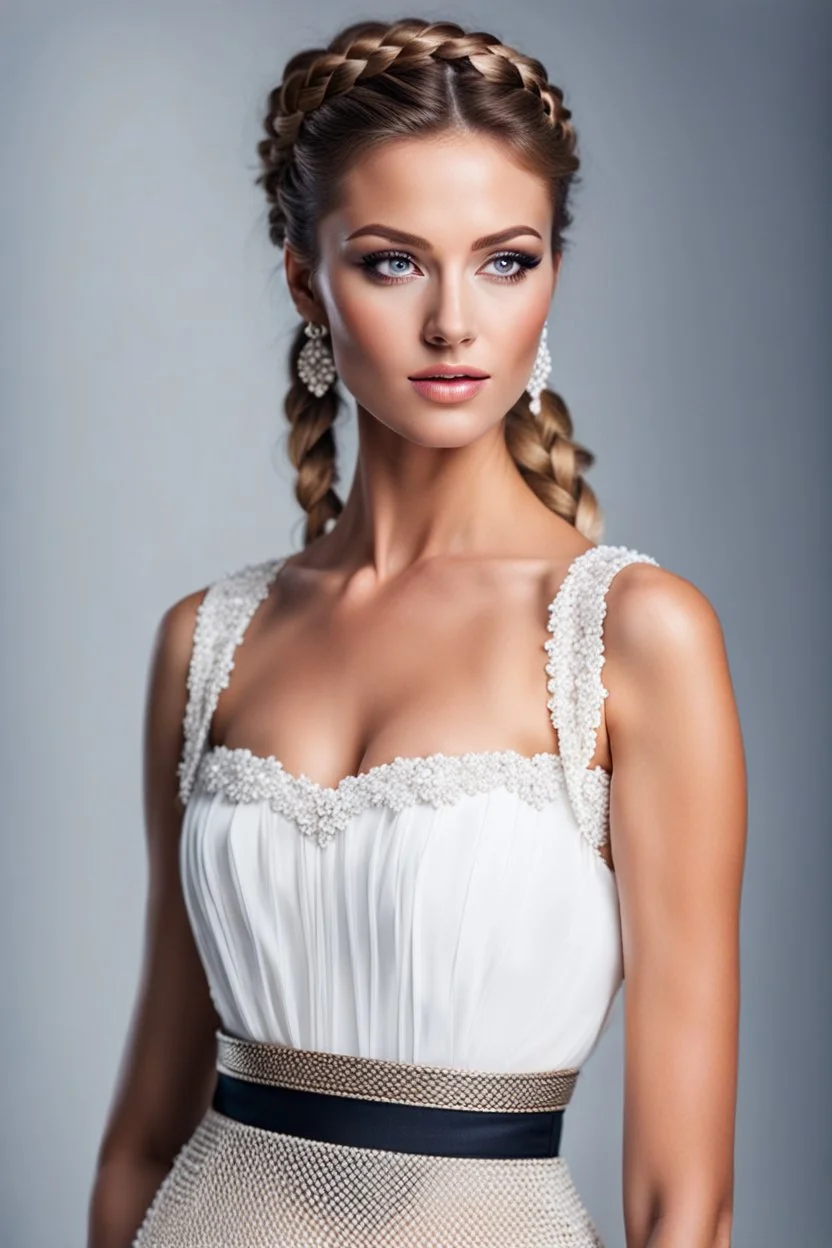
132, 1032, 604, 1247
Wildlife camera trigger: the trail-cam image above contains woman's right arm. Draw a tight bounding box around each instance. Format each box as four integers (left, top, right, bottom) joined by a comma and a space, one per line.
87, 589, 221, 1248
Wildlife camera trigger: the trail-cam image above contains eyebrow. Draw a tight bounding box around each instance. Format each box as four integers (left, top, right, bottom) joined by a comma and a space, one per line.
344, 224, 543, 250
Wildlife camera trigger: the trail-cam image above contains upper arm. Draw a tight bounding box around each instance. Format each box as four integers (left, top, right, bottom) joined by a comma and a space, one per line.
603, 563, 747, 1244
96, 587, 221, 1171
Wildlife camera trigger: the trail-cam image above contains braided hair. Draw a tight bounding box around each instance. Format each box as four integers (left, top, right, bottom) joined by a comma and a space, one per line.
256, 17, 602, 546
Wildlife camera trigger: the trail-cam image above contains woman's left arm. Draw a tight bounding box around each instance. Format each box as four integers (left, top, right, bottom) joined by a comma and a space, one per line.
603, 563, 747, 1248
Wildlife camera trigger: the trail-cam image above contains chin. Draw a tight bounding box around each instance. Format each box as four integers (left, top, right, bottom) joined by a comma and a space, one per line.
389, 412, 497, 449
358, 392, 499, 446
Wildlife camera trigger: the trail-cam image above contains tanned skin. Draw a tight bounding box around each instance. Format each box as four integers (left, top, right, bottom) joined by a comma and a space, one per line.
87, 592, 220, 1246
88, 131, 745, 1247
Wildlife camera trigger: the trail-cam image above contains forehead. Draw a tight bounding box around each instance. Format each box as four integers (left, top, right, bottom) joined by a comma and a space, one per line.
322, 131, 552, 247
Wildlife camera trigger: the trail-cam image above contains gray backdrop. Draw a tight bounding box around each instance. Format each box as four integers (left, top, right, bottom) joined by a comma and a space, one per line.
1, 1, 829, 1245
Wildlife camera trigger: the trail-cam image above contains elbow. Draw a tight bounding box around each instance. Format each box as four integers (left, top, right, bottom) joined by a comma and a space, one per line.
637, 1194, 733, 1248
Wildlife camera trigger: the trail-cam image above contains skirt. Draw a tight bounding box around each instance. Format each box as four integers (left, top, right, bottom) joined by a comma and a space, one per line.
132, 1031, 604, 1247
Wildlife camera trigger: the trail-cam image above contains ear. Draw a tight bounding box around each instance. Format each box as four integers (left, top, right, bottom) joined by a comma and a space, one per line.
283, 244, 329, 325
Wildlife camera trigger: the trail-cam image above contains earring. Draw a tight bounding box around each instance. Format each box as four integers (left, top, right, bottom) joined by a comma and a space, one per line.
526, 321, 552, 416
297, 322, 337, 397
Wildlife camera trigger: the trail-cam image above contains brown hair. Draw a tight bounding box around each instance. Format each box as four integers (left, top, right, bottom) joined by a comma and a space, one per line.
256, 16, 603, 546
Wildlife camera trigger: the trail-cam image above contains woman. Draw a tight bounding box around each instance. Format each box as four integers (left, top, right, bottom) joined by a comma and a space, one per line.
88, 17, 747, 1248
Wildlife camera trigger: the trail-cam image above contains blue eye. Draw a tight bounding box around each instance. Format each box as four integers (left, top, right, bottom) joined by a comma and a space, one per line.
361, 251, 419, 282
359, 248, 542, 285
488, 255, 521, 277
483, 251, 542, 281
386, 256, 415, 276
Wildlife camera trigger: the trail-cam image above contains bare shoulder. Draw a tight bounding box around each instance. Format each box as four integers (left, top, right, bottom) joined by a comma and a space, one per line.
599, 557, 744, 827
143, 584, 212, 826
153, 585, 212, 679
602, 558, 727, 681
147, 585, 213, 722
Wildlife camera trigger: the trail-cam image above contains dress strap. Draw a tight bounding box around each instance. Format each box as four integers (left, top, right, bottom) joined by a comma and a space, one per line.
544, 544, 660, 849
177, 556, 286, 806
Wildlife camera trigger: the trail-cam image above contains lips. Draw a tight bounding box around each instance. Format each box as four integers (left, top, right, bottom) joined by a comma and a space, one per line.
408, 366, 490, 380
408, 370, 490, 404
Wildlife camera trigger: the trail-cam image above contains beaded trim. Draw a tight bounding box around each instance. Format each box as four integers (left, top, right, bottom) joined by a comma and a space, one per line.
545, 545, 660, 848
177, 558, 286, 807
216, 1030, 579, 1114
196, 744, 575, 848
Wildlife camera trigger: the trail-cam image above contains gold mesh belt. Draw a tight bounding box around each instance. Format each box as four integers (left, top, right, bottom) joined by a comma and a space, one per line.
215, 1029, 579, 1113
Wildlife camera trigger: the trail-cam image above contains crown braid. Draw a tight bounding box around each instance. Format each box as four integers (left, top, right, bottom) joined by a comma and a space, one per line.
273, 20, 570, 145
258, 20, 575, 249
257, 17, 601, 546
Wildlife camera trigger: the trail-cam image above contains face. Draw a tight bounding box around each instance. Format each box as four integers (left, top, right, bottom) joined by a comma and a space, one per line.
285, 130, 561, 447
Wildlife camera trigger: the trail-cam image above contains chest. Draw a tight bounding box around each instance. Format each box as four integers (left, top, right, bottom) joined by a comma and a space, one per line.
208, 566, 608, 787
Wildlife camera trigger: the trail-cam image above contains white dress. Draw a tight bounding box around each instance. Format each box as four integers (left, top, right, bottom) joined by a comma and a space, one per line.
133, 542, 660, 1247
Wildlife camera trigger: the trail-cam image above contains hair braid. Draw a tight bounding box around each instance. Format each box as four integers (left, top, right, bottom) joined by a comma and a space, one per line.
284, 322, 344, 546
257, 16, 600, 545
505, 389, 602, 541
257, 20, 573, 250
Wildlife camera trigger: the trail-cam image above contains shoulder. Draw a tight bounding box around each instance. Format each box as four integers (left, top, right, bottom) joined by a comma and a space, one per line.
149, 555, 283, 696
142, 587, 213, 820
150, 586, 211, 695
148, 556, 287, 807
159, 556, 285, 653
599, 554, 730, 720
603, 556, 724, 671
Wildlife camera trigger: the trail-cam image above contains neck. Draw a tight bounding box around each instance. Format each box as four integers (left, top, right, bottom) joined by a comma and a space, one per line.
313, 403, 565, 584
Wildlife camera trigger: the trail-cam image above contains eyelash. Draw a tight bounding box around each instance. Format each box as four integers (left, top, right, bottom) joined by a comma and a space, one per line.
359, 249, 542, 285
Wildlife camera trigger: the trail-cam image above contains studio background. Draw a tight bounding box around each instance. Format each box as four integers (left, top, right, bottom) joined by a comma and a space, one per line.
1, 1, 829, 1245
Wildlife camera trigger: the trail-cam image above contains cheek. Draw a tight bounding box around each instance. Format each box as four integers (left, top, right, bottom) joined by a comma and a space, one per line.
508, 302, 549, 371
327, 282, 415, 390
334, 280, 391, 335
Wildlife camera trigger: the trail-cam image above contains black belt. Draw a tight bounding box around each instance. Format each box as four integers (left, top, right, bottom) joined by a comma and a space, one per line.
212, 1071, 564, 1159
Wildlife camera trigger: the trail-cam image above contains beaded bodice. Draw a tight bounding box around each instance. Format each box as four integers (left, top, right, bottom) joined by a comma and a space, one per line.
176, 543, 659, 1069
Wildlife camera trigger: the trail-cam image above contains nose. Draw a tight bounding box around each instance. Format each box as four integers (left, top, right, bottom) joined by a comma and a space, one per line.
421, 274, 476, 349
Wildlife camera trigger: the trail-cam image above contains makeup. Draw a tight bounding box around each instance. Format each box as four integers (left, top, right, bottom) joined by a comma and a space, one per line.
408, 377, 489, 403
407, 364, 490, 404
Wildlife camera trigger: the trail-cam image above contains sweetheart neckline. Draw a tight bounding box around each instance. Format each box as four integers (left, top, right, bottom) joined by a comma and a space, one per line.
199, 544, 618, 799
192, 743, 614, 866
200, 741, 611, 798
177, 542, 661, 838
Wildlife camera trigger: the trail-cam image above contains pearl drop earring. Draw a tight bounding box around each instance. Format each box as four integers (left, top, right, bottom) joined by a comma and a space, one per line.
526, 321, 552, 416
297, 322, 337, 397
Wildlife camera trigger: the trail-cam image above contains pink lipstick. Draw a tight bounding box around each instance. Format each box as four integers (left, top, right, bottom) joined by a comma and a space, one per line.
408, 364, 490, 404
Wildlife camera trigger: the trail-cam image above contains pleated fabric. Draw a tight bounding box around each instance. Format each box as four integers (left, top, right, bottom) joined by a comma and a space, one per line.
181, 779, 623, 1073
